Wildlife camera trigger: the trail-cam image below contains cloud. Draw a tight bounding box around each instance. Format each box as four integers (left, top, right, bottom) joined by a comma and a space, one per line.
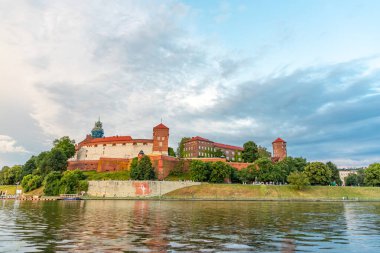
0, 135, 28, 153
0, 1, 379, 168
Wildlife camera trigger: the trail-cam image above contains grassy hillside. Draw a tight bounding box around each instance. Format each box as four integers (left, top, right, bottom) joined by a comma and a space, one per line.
164, 184, 380, 201
0, 185, 18, 195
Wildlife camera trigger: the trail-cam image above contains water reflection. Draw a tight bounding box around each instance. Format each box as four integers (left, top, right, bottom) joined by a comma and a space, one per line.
1, 200, 380, 252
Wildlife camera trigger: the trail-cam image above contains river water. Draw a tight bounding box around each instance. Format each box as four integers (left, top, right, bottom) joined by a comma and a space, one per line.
0, 200, 380, 252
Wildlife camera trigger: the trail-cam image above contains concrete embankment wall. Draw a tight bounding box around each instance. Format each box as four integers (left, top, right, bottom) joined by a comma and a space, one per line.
87, 180, 200, 197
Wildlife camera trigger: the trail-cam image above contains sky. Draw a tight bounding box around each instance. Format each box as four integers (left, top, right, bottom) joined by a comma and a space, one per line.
1, 0, 380, 168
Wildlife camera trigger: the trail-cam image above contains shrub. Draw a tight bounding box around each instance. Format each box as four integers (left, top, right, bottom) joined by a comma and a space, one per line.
189, 160, 211, 182
209, 161, 231, 183
21, 174, 42, 192
287, 171, 310, 190
43, 172, 62, 196
59, 169, 87, 194
130, 156, 156, 180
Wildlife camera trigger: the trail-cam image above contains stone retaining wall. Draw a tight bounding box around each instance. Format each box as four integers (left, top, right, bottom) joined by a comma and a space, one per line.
87, 180, 200, 197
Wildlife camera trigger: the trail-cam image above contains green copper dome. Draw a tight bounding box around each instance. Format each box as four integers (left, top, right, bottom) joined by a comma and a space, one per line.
91, 119, 104, 138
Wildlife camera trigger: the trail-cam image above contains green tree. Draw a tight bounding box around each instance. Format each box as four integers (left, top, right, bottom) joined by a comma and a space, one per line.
130, 156, 156, 180
177, 137, 190, 158
59, 169, 88, 194
22, 156, 37, 177
345, 173, 359, 186
189, 160, 211, 182
40, 149, 68, 176
43, 172, 62, 196
287, 171, 310, 190
53, 136, 75, 159
168, 147, 176, 157
278, 157, 308, 177
364, 163, 380, 186
0, 165, 23, 185
326, 161, 342, 186
170, 159, 185, 176
258, 146, 271, 158
304, 162, 332, 185
242, 141, 258, 163
214, 149, 225, 158
21, 174, 42, 192
209, 161, 231, 183
238, 165, 258, 183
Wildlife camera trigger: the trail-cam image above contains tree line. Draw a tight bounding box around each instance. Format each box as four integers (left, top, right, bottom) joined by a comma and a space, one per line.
0, 136, 88, 195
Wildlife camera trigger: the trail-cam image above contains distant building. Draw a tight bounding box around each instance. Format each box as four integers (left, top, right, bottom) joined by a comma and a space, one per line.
339, 169, 359, 186
183, 136, 243, 161
272, 138, 287, 161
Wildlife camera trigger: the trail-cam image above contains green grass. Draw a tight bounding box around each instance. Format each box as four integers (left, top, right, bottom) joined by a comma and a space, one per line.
0, 185, 18, 195
83, 170, 131, 181
164, 184, 380, 201
164, 172, 191, 181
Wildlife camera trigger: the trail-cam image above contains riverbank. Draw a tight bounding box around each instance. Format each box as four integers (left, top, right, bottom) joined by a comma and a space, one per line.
163, 184, 380, 201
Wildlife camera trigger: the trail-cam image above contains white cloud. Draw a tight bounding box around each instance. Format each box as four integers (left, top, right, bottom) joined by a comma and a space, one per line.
0, 135, 28, 153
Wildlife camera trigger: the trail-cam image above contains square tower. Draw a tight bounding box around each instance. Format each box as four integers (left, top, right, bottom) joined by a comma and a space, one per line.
272, 138, 287, 161
152, 123, 169, 155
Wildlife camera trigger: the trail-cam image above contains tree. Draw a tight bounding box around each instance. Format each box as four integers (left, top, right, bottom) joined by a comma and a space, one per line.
0, 165, 23, 185
40, 149, 68, 176
209, 162, 231, 183
278, 157, 308, 176
189, 160, 211, 182
21, 174, 43, 192
364, 163, 380, 186
130, 156, 156, 180
43, 172, 63, 196
168, 147, 176, 157
238, 165, 258, 183
242, 141, 258, 163
304, 162, 332, 185
326, 161, 342, 186
59, 170, 88, 194
214, 149, 225, 158
177, 137, 190, 158
22, 156, 37, 177
258, 146, 271, 158
345, 173, 359, 186
53, 136, 75, 159
287, 171, 310, 190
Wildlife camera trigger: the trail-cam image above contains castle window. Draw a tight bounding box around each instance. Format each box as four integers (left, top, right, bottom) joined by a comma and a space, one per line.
133, 142, 137, 145
112, 143, 116, 146
159, 142, 162, 147
143, 143, 147, 145
122, 143, 126, 146
103, 144, 106, 147
162, 137, 165, 140
95, 144, 97, 147
157, 136, 161, 140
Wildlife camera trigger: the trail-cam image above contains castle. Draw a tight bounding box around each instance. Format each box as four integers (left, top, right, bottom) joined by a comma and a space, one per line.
68, 119, 287, 178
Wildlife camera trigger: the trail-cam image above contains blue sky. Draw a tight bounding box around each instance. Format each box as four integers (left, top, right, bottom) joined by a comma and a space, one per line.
0, 0, 380, 168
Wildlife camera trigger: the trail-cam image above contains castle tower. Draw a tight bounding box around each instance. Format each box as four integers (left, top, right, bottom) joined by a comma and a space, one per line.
272, 138, 287, 161
152, 123, 169, 155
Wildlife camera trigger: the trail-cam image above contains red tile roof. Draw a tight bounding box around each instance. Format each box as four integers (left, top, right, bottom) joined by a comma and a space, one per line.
214, 142, 244, 151
153, 123, 169, 129
79, 136, 153, 146
272, 137, 286, 143
186, 136, 212, 143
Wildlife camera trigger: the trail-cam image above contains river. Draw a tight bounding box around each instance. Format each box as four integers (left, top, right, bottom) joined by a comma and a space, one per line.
1, 200, 380, 252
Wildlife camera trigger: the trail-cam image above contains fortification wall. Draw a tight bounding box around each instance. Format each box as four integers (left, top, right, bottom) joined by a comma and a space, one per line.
87, 180, 200, 197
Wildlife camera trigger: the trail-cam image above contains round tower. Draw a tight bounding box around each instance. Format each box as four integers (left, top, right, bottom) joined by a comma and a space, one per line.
272, 138, 287, 161
152, 123, 169, 155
